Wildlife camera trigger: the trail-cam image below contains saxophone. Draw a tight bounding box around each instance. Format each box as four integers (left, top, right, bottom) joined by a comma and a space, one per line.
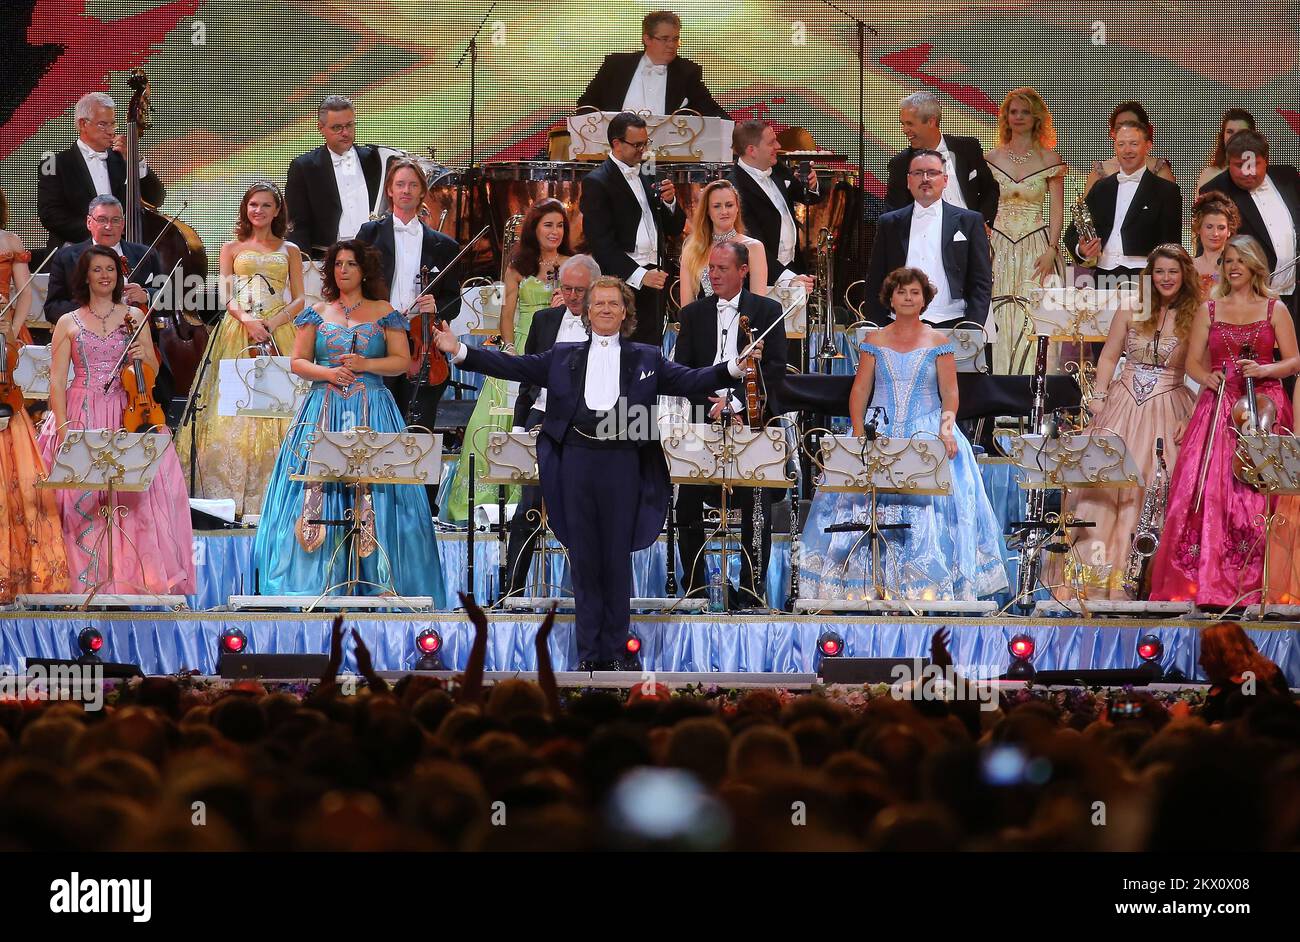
1071, 194, 1098, 268
1122, 437, 1168, 599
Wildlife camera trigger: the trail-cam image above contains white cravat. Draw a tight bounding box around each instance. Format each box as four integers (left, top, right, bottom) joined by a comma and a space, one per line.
935, 138, 968, 210
585, 331, 622, 410
534, 308, 589, 413
1251, 177, 1297, 296
610, 155, 659, 288
739, 158, 798, 268
1099, 166, 1149, 271
622, 53, 669, 115
331, 146, 369, 240
390, 215, 423, 312
904, 202, 963, 322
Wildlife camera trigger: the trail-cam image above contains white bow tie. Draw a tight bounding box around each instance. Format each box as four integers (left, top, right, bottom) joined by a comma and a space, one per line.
643, 64, 667, 77
84, 150, 108, 163
1117, 170, 1143, 184
718, 299, 739, 313
332, 152, 356, 171
623, 166, 642, 181
394, 219, 421, 235
914, 204, 940, 219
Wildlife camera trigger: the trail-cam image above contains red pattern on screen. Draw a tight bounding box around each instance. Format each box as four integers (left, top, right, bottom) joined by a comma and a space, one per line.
1278, 110, 1300, 137
878, 44, 998, 116
0, 0, 199, 159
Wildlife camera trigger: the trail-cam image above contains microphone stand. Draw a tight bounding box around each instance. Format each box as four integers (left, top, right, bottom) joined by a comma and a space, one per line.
404, 224, 490, 425
818, 0, 877, 269
455, 2, 497, 265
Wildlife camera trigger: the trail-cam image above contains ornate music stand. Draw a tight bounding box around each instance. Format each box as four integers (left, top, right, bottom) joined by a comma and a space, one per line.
14, 343, 71, 401
1237, 434, 1300, 619
1008, 430, 1141, 615
287, 426, 442, 604
796, 432, 954, 610
662, 420, 794, 610
35, 429, 179, 609
216, 354, 310, 419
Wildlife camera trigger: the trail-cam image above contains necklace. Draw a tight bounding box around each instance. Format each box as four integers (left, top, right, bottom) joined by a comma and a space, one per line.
712, 229, 737, 244
340, 299, 364, 326
1006, 146, 1032, 165
85, 302, 115, 331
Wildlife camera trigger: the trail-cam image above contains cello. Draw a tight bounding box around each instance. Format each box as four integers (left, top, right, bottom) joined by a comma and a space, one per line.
121, 68, 210, 402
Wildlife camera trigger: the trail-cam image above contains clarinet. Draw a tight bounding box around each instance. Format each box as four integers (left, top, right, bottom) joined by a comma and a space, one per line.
785, 476, 801, 611
1015, 335, 1051, 606
665, 488, 678, 596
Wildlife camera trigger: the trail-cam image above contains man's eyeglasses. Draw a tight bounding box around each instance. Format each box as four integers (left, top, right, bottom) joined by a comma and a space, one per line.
85, 120, 118, 131
90, 216, 125, 225
327, 122, 357, 133
907, 169, 945, 180
617, 138, 650, 151
559, 285, 588, 295
649, 34, 680, 45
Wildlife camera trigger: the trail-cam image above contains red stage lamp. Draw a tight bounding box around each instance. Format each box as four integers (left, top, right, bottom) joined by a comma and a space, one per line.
415, 628, 444, 671
625, 635, 642, 655
1136, 635, 1163, 662
1008, 634, 1035, 660
818, 631, 844, 658
219, 627, 247, 655
77, 627, 104, 663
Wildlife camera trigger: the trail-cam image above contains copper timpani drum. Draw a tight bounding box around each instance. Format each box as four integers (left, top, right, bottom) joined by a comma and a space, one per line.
483, 161, 596, 255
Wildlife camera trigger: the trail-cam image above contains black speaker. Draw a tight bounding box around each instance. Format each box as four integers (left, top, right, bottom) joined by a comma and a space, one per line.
1029, 665, 1163, 686
432, 399, 476, 431
819, 656, 930, 684
26, 657, 143, 679
218, 653, 329, 679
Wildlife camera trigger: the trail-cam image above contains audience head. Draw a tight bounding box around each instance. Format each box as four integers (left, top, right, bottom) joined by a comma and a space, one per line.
582, 276, 637, 338
1199, 622, 1282, 688
732, 120, 780, 170
899, 91, 943, 149
641, 10, 682, 66
906, 149, 947, 206
1226, 130, 1270, 191
234, 181, 287, 240
998, 87, 1056, 149
317, 95, 357, 154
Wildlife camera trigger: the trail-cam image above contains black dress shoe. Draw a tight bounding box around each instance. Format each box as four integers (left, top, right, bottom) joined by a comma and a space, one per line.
578, 659, 599, 672
619, 655, 642, 672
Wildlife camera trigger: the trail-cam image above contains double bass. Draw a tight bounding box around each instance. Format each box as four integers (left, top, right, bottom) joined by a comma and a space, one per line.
121, 68, 210, 401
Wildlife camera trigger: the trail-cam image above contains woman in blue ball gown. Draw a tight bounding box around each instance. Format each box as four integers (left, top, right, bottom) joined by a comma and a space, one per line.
800, 266, 1008, 601
253, 240, 444, 602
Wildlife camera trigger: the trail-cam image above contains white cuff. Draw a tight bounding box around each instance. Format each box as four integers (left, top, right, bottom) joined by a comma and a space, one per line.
727, 359, 743, 379
626, 266, 648, 290
663, 198, 677, 212
138, 160, 149, 179
452, 342, 469, 365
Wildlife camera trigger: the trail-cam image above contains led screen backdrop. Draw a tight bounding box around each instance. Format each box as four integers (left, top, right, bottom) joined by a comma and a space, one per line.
1, 0, 1298, 257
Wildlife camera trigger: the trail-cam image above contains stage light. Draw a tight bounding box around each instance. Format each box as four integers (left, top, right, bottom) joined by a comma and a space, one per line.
1006, 633, 1035, 680
219, 627, 248, 656
817, 630, 844, 658
625, 634, 642, 656
415, 628, 444, 671
1136, 635, 1163, 662
77, 627, 104, 664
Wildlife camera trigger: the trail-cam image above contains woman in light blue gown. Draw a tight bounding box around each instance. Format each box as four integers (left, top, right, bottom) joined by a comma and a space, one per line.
253, 240, 444, 603
800, 266, 1007, 601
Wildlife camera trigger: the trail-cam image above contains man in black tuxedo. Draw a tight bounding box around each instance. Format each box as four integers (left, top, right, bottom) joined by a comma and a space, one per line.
577, 10, 728, 118
865, 151, 992, 328
885, 91, 998, 225
44, 195, 170, 403
726, 120, 823, 291
356, 157, 461, 430
673, 242, 787, 607
502, 255, 601, 595
37, 92, 166, 250
1202, 130, 1300, 328
1065, 121, 1182, 284
578, 112, 685, 346
434, 277, 752, 670
285, 96, 383, 259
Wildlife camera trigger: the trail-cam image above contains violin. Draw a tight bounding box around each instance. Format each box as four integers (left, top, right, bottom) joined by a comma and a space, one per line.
738, 314, 765, 430
408, 264, 450, 385
1231, 341, 1277, 486
120, 309, 166, 432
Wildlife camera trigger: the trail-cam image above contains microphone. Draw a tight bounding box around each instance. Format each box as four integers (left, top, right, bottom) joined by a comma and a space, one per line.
798, 161, 812, 185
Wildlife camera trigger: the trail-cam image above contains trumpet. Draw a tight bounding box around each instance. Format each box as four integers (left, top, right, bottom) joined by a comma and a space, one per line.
814, 227, 839, 361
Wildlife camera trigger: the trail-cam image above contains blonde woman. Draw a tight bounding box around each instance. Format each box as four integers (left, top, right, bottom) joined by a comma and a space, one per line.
984, 87, 1067, 373
1190, 191, 1241, 295
678, 180, 767, 306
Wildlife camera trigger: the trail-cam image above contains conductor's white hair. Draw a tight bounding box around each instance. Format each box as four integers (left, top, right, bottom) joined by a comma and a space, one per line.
75, 92, 116, 121
899, 91, 941, 123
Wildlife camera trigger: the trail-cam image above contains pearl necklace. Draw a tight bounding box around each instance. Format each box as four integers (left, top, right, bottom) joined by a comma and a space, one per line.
712, 229, 737, 244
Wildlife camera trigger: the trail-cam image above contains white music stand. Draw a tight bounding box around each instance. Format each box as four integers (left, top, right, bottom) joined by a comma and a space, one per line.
1236, 434, 1300, 619
663, 420, 793, 609
567, 111, 734, 162
459, 277, 502, 336
796, 432, 961, 610
938, 323, 990, 373
481, 429, 565, 605
35, 429, 181, 608
216, 354, 309, 419
1009, 430, 1142, 615
14, 344, 73, 400
770, 283, 808, 340
285, 426, 442, 604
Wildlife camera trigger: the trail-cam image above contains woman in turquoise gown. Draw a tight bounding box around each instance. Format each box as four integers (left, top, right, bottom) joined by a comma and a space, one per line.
800, 267, 1008, 601
443, 198, 572, 522
253, 240, 444, 602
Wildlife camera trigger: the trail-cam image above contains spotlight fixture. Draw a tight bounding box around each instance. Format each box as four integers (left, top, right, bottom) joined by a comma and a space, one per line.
76, 627, 104, 664
1005, 633, 1036, 680
817, 630, 844, 658
1136, 634, 1163, 663
625, 634, 642, 656
415, 628, 444, 671
219, 627, 248, 656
